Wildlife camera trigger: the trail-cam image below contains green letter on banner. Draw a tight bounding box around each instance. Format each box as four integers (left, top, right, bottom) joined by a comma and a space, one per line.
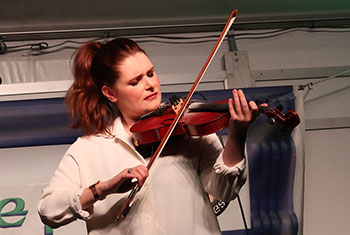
45, 225, 54, 235
0, 198, 28, 228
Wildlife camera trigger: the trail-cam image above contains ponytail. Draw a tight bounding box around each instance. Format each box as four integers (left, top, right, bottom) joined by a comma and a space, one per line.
65, 41, 116, 136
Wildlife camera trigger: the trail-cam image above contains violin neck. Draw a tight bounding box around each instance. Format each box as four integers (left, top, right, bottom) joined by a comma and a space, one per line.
188, 102, 266, 113
188, 103, 228, 113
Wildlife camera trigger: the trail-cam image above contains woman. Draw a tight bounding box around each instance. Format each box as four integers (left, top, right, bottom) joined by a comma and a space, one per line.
38, 38, 259, 234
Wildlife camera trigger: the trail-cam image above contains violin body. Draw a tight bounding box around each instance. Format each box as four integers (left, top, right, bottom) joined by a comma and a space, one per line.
131, 108, 230, 145
130, 100, 300, 146
131, 112, 186, 145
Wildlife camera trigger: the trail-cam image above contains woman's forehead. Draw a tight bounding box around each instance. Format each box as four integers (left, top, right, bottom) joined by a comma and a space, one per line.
119, 53, 153, 77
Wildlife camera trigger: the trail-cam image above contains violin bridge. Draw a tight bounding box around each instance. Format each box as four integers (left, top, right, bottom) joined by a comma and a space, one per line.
169, 95, 184, 115
171, 98, 184, 114
133, 138, 139, 147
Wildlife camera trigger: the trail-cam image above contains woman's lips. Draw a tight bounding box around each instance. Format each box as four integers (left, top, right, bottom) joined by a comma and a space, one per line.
144, 92, 158, 101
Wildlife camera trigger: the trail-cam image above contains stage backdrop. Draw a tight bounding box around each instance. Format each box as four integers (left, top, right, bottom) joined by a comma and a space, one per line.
0, 86, 305, 235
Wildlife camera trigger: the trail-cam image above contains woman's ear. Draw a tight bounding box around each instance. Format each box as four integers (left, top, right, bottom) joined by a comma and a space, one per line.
101, 85, 118, 103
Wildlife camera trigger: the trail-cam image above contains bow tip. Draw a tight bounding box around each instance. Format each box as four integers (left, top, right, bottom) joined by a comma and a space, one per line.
232, 9, 238, 17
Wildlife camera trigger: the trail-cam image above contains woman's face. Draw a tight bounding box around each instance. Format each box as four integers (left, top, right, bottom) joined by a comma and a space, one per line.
103, 52, 161, 121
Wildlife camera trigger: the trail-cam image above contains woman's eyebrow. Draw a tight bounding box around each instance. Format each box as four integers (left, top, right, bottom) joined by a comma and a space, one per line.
130, 74, 143, 81
130, 67, 154, 80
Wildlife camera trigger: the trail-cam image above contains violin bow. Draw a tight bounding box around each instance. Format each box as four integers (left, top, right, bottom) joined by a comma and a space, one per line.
116, 9, 238, 221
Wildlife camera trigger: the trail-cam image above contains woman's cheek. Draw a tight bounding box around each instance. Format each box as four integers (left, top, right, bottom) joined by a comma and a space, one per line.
127, 88, 143, 101
155, 76, 161, 88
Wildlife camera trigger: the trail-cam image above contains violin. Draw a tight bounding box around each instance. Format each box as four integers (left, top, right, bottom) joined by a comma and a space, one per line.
130, 98, 300, 145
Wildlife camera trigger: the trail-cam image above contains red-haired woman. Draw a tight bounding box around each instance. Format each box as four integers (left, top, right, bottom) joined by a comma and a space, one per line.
38, 38, 259, 234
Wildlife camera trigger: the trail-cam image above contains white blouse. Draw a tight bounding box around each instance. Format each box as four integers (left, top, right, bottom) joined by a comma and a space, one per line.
38, 116, 247, 235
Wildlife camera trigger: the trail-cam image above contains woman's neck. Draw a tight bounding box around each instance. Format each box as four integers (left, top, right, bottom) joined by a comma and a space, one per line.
121, 115, 137, 138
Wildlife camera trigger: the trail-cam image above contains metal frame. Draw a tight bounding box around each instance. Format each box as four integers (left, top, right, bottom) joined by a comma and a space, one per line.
1, 17, 350, 42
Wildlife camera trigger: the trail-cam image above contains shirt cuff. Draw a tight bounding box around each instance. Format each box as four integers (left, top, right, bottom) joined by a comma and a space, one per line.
213, 151, 246, 176
69, 188, 92, 220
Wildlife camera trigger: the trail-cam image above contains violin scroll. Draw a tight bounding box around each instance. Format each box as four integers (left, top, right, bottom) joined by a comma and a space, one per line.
258, 106, 300, 130
285, 110, 300, 129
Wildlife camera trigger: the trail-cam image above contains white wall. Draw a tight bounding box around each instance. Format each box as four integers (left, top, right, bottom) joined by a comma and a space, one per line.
1, 28, 349, 235
0, 145, 87, 234
235, 29, 350, 235
304, 129, 350, 235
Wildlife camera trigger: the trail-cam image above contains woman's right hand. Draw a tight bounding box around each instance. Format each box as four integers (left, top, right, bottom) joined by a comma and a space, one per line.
102, 165, 149, 195
80, 165, 149, 209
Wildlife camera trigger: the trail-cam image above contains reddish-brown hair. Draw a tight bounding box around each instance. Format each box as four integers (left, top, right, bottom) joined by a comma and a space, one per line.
65, 38, 145, 135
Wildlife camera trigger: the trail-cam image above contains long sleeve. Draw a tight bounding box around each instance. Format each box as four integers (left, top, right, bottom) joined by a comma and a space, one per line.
199, 134, 247, 201
37, 153, 90, 228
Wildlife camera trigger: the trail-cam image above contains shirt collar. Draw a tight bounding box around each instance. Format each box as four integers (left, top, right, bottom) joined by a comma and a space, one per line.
111, 116, 133, 146
111, 116, 147, 163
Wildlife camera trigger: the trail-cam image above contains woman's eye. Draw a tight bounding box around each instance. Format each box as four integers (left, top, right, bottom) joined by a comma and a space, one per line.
147, 71, 154, 77
130, 80, 139, 86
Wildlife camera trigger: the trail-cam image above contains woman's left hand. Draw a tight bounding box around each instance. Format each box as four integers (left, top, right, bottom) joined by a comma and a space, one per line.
222, 89, 265, 166
227, 89, 260, 139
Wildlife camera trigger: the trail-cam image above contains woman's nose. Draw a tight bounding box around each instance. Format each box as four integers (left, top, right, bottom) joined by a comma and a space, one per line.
145, 78, 155, 90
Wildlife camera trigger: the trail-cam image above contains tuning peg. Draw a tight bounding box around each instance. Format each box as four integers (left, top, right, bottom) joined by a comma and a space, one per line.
276, 104, 283, 112
267, 117, 276, 125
